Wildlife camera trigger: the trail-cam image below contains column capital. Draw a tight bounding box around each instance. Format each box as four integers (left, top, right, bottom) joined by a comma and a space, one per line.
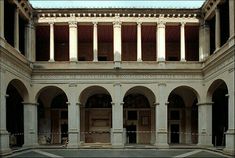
113, 21, 122, 28
137, 21, 142, 26
181, 22, 186, 26
157, 21, 166, 28
196, 102, 214, 106
22, 102, 39, 106
68, 21, 77, 27
49, 22, 54, 25
153, 102, 160, 106
93, 21, 98, 26
111, 102, 124, 106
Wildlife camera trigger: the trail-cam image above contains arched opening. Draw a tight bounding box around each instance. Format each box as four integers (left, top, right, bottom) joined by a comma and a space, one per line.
208, 80, 228, 147
168, 86, 198, 145
37, 86, 68, 145
123, 86, 155, 144
6, 79, 28, 148
79, 86, 112, 144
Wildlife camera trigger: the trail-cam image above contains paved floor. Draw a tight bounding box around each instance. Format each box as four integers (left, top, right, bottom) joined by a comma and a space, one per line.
5, 149, 231, 158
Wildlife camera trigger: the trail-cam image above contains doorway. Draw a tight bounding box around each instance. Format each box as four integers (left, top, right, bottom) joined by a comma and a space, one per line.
171, 124, 180, 143
127, 124, 137, 143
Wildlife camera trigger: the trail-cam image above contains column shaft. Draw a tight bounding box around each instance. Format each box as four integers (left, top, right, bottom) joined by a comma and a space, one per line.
113, 22, 122, 62
112, 82, 124, 147
215, 7, 221, 50
229, 0, 235, 47
155, 83, 168, 148
49, 23, 55, 62
14, 8, 19, 50
69, 22, 78, 62
180, 22, 186, 61
137, 22, 142, 61
197, 103, 213, 147
157, 22, 166, 61
0, 0, 4, 38
93, 22, 98, 62
199, 23, 210, 61
23, 103, 38, 147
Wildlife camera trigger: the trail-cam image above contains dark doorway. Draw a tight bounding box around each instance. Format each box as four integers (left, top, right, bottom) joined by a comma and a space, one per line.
61, 123, 68, 144
127, 124, 137, 143
171, 124, 180, 143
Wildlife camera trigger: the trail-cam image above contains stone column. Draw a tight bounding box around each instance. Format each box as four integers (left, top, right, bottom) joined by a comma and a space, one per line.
215, 7, 221, 50
157, 21, 166, 62
113, 21, 122, 68
25, 21, 35, 61
0, 68, 10, 153
137, 22, 142, 61
112, 82, 124, 147
67, 86, 80, 148
199, 22, 210, 61
229, 0, 235, 47
14, 7, 19, 50
69, 21, 78, 62
31, 22, 36, 62
197, 102, 213, 147
93, 22, 98, 62
23, 102, 38, 147
155, 83, 169, 148
180, 22, 186, 62
0, 0, 4, 39
49, 22, 55, 62
185, 107, 192, 144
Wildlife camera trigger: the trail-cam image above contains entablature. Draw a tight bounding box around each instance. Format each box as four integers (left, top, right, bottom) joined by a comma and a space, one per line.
202, 0, 225, 20
34, 8, 201, 24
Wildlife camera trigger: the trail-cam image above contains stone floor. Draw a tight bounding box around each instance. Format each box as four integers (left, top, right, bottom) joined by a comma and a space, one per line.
4, 149, 231, 158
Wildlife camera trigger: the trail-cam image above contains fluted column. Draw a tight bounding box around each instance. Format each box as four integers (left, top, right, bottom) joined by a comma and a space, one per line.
69, 21, 78, 62
14, 7, 19, 50
0, 0, 4, 39
137, 22, 142, 61
180, 22, 186, 61
93, 22, 98, 62
49, 22, 55, 62
113, 21, 122, 62
197, 102, 213, 147
215, 7, 221, 50
157, 21, 166, 61
23, 102, 38, 147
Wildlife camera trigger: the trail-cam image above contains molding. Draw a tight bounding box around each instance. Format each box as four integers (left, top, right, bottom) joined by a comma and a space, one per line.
197, 102, 214, 106
22, 102, 39, 106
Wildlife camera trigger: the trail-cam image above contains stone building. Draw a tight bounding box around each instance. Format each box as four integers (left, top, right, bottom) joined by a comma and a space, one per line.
0, 0, 234, 155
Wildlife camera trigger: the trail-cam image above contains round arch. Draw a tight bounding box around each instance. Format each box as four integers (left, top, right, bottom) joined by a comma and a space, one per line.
79, 85, 112, 105
206, 79, 228, 102
123, 86, 156, 106
6, 79, 29, 102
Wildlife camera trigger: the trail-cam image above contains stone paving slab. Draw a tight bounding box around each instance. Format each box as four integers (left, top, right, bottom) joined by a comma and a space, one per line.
5, 149, 232, 158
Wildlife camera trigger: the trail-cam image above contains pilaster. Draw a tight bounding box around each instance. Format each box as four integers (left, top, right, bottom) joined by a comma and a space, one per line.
69, 21, 78, 62
155, 83, 169, 148
23, 102, 39, 147
0, 68, 10, 153
111, 82, 124, 148
157, 21, 166, 62
197, 102, 213, 147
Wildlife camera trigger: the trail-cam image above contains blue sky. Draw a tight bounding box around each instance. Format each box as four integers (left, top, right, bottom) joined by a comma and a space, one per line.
29, 0, 205, 9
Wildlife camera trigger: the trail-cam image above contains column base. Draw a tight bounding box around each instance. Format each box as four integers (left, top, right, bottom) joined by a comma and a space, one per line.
67, 143, 80, 149
114, 61, 121, 69
155, 143, 169, 149
48, 59, 55, 62
157, 58, 165, 62
69, 58, 77, 62
68, 131, 80, 148
111, 128, 124, 148
0, 130, 10, 154
155, 131, 168, 148
137, 59, 142, 62
224, 129, 235, 155
197, 133, 213, 147
180, 59, 186, 62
